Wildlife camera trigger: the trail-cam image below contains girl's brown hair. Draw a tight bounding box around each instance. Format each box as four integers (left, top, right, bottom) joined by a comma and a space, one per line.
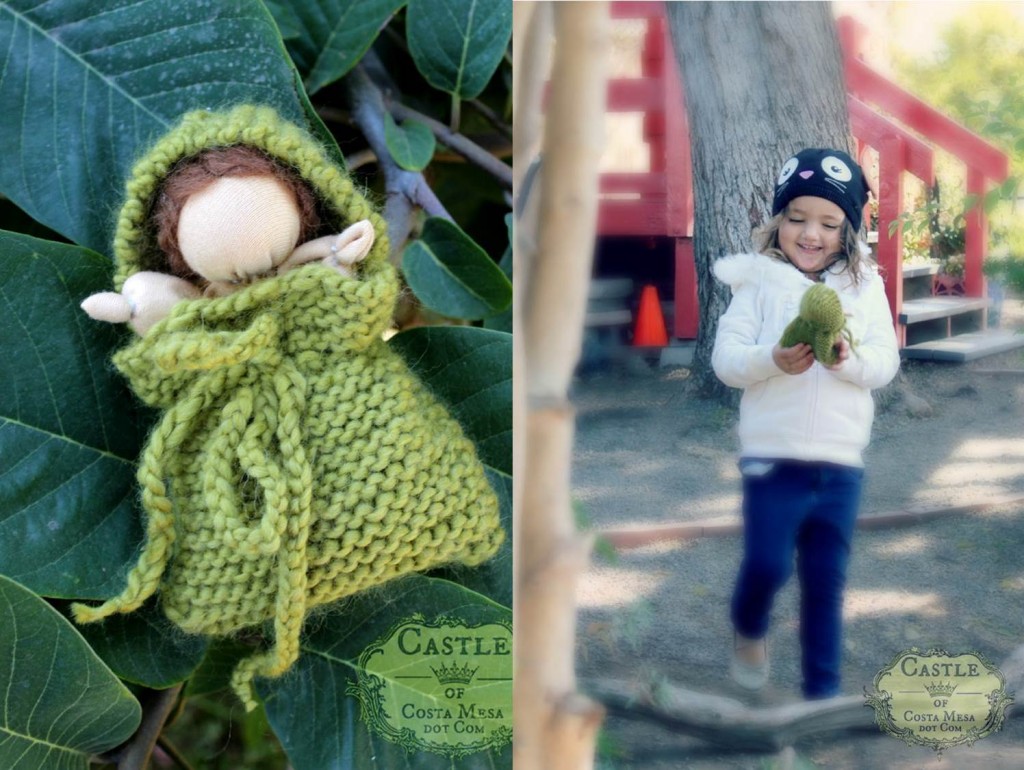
150, 145, 322, 279
755, 207, 873, 287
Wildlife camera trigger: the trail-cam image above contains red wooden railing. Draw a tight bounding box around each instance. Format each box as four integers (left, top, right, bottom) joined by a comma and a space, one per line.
847, 96, 934, 333
598, 4, 1009, 347
838, 16, 1009, 341
599, 1, 696, 338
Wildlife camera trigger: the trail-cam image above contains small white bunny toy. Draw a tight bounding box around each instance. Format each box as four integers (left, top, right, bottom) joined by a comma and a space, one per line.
83, 168, 374, 335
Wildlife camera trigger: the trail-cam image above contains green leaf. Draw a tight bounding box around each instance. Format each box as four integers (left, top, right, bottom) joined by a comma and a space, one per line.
0, 231, 150, 599
402, 218, 512, 320
258, 575, 511, 770
384, 113, 437, 171
284, 0, 406, 95
0, 575, 142, 768
184, 639, 257, 697
263, 0, 303, 39
0, 0, 307, 254
71, 599, 208, 689
406, 0, 512, 100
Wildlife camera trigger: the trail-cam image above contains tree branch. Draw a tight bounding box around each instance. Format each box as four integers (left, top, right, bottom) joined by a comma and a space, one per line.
316, 105, 508, 175
345, 64, 453, 262
468, 97, 512, 140
344, 149, 378, 171
117, 685, 183, 770
390, 101, 512, 190
515, 3, 610, 769
156, 735, 195, 770
588, 678, 875, 751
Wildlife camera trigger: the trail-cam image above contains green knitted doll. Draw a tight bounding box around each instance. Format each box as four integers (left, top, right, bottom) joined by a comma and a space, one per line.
73, 106, 505, 710
779, 283, 854, 366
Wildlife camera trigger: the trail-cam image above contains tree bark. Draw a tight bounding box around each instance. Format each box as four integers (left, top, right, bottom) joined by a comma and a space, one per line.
666, 2, 852, 401
514, 3, 609, 769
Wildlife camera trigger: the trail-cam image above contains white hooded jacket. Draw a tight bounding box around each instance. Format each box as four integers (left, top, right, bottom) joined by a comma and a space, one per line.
712, 252, 900, 467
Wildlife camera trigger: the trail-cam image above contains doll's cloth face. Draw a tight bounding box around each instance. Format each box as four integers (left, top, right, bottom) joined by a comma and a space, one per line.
177, 175, 302, 284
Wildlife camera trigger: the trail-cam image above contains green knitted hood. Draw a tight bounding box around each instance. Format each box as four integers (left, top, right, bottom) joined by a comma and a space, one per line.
111, 104, 389, 289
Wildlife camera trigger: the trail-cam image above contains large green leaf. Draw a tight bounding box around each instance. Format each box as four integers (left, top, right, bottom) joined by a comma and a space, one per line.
282, 0, 406, 95
0, 231, 149, 598
0, 575, 141, 769
259, 576, 511, 770
263, 0, 302, 39
402, 218, 512, 320
406, 0, 511, 100
71, 599, 208, 689
0, 0, 306, 254
184, 639, 256, 697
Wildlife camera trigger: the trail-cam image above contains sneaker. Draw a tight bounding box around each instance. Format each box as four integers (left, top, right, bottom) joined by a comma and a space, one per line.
730, 632, 769, 691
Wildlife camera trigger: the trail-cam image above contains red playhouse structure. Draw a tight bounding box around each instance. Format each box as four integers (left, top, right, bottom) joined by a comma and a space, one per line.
597, 3, 1016, 362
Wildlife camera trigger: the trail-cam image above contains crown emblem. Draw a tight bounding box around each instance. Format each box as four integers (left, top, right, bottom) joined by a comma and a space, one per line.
924, 681, 957, 698
430, 660, 479, 685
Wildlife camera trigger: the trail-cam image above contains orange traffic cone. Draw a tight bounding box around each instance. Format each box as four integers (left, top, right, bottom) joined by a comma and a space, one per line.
633, 284, 669, 347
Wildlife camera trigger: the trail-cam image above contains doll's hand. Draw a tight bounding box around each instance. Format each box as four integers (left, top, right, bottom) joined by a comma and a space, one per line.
277, 219, 375, 277
825, 336, 851, 370
82, 271, 201, 335
325, 220, 374, 276
772, 342, 814, 375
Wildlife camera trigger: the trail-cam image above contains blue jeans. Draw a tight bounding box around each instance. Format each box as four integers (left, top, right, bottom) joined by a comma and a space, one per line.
731, 459, 864, 699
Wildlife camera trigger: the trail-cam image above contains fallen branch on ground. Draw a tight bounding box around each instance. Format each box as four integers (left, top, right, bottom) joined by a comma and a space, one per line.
585, 677, 875, 751
586, 647, 1023, 751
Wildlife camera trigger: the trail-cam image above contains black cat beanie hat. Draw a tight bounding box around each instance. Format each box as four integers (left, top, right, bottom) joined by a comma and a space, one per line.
772, 148, 871, 231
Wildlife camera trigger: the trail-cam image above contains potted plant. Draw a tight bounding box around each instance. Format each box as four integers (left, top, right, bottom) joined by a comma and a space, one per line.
931, 223, 966, 295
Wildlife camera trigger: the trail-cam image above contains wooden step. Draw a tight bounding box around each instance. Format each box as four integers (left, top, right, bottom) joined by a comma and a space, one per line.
901, 261, 940, 279
901, 329, 1024, 362
899, 296, 990, 325
585, 308, 633, 327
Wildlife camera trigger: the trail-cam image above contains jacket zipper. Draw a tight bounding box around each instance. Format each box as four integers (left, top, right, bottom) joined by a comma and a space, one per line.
807, 364, 820, 441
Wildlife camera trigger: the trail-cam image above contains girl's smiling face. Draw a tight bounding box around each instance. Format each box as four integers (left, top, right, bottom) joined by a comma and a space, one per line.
778, 196, 844, 274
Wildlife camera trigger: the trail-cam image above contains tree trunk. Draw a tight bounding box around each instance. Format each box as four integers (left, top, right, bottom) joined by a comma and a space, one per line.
514, 3, 609, 769
666, 2, 851, 401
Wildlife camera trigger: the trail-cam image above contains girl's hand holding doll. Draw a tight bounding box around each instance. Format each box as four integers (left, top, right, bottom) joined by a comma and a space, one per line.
772, 342, 814, 375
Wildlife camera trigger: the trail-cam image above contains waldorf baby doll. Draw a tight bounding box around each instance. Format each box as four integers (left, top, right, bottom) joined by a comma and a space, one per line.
72, 105, 504, 710
82, 143, 375, 333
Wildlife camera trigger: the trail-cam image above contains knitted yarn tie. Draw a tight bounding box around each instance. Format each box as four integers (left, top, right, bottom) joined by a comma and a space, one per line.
72, 263, 504, 709
778, 283, 854, 366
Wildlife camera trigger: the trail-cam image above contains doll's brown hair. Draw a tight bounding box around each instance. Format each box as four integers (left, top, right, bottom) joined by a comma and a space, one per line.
151, 145, 322, 279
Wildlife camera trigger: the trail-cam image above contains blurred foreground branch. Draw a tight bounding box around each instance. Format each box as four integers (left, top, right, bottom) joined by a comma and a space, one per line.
514, 3, 610, 769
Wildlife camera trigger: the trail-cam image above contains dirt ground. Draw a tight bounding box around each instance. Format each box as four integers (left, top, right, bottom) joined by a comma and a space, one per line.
572, 297, 1024, 769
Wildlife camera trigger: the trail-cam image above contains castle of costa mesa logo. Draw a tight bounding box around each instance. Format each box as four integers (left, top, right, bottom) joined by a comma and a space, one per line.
865, 648, 1013, 754
349, 614, 512, 758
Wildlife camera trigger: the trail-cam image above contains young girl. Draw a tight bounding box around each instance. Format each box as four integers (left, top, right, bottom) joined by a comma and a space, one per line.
711, 148, 900, 699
